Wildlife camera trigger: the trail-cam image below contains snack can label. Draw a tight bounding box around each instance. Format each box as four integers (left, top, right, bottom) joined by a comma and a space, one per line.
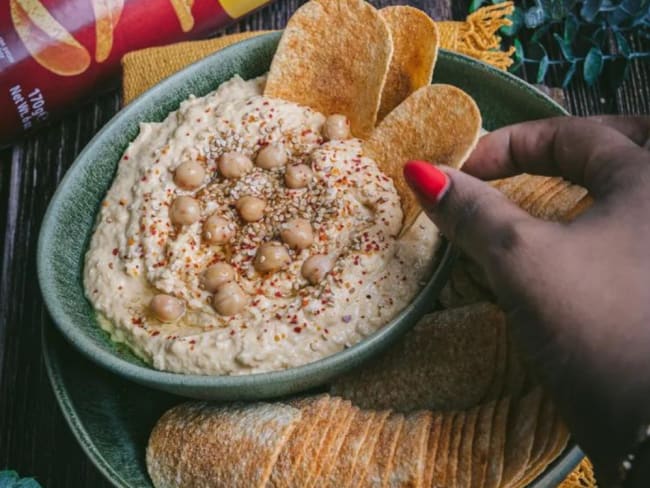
0, 0, 271, 146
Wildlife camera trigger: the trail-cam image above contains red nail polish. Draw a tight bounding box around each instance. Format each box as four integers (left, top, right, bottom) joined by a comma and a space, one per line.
403, 160, 450, 205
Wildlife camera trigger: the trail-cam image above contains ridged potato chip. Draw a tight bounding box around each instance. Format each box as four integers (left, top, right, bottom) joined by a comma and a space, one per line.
378, 6, 439, 121
264, 0, 393, 138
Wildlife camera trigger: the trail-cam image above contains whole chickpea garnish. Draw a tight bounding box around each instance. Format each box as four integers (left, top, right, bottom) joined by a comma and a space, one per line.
254, 242, 291, 273
301, 254, 335, 285
174, 161, 205, 190
149, 294, 185, 322
213, 281, 248, 316
218, 152, 253, 179
236, 196, 266, 223
201, 263, 236, 293
322, 114, 351, 141
256, 143, 288, 169
281, 218, 314, 250
285, 164, 313, 189
170, 196, 200, 225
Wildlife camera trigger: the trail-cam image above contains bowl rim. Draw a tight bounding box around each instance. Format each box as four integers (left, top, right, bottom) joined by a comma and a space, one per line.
37, 33, 468, 391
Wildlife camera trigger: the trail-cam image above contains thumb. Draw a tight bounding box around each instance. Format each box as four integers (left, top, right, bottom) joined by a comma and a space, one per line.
403, 160, 546, 268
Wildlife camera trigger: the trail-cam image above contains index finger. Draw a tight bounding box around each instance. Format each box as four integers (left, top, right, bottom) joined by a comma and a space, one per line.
464, 117, 644, 196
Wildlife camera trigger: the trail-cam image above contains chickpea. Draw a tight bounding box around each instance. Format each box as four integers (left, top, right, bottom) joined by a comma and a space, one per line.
203, 214, 234, 244
256, 143, 288, 169
149, 294, 185, 322
301, 254, 335, 285
201, 263, 236, 293
322, 114, 351, 141
213, 281, 248, 316
254, 242, 291, 273
170, 196, 200, 225
281, 218, 314, 250
218, 152, 253, 179
284, 164, 313, 189
236, 196, 266, 222
174, 161, 205, 190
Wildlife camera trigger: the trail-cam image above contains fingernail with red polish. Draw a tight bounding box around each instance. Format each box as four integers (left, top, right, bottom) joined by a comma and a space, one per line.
403, 160, 450, 207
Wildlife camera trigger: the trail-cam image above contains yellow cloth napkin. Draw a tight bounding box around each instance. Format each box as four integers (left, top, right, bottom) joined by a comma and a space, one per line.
119, 3, 595, 486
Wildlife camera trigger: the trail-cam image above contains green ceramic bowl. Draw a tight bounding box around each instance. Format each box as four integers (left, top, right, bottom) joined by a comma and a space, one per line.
38, 32, 565, 401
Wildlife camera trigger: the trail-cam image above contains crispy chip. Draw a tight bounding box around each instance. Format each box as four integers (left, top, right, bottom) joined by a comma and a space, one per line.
147, 402, 301, 488
457, 406, 479, 487
289, 396, 343, 486
320, 408, 370, 486
430, 412, 454, 487
269, 394, 332, 486
501, 388, 544, 487
423, 415, 443, 488
264, 0, 393, 138
483, 396, 510, 488
348, 410, 391, 486
169, 0, 194, 32
444, 411, 465, 487
331, 303, 503, 412
92, 0, 123, 62
471, 400, 497, 488
305, 400, 356, 486
377, 6, 439, 121
387, 410, 432, 487
364, 84, 481, 232
10, 0, 91, 76
363, 413, 405, 486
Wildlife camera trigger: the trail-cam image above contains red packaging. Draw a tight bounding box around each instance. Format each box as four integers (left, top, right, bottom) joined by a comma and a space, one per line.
0, 0, 272, 146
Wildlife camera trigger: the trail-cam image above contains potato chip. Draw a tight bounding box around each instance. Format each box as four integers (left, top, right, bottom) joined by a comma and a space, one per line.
264, 0, 393, 139
564, 194, 594, 221
320, 407, 373, 487
364, 84, 481, 232
147, 402, 302, 488
444, 411, 465, 487
430, 412, 453, 487
169, 0, 194, 32
483, 396, 510, 488
305, 400, 356, 487
363, 413, 405, 486
470, 400, 497, 488
387, 410, 432, 487
456, 405, 479, 487
10, 0, 91, 76
348, 410, 391, 486
92, 0, 123, 62
423, 415, 443, 488
377, 6, 439, 121
536, 183, 589, 221
269, 394, 332, 486
500, 388, 543, 487
289, 396, 343, 486
331, 303, 503, 412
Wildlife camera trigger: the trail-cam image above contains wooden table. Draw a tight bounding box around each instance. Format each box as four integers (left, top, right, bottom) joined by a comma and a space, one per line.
0, 1, 648, 486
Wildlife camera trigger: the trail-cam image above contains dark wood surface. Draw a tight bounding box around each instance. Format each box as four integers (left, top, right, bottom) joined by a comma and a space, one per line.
0, 1, 648, 486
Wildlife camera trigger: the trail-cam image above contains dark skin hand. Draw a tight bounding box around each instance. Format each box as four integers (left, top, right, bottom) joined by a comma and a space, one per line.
403, 116, 650, 487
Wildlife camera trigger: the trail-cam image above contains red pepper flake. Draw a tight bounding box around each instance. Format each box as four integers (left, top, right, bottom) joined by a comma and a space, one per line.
151, 330, 160, 336
112, 248, 119, 256
274, 291, 283, 298
123, 155, 129, 160
189, 340, 196, 345
275, 313, 282, 320
293, 327, 302, 334
131, 317, 143, 325
230, 330, 235, 336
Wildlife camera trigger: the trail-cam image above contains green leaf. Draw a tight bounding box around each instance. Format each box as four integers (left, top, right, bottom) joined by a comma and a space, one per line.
513, 38, 525, 63
0, 471, 42, 488
469, 0, 486, 13
562, 62, 578, 88
590, 27, 606, 46
583, 47, 604, 85
527, 42, 548, 61
564, 14, 579, 43
531, 23, 552, 43
553, 33, 575, 60
581, 0, 604, 22
501, 6, 524, 36
615, 31, 632, 57
537, 55, 550, 83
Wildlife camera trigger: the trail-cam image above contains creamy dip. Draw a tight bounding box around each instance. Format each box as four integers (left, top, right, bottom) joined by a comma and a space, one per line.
84, 75, 439, 375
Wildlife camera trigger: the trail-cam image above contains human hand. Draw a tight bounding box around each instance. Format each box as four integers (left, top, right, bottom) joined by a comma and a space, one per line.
403, 116, 650, 486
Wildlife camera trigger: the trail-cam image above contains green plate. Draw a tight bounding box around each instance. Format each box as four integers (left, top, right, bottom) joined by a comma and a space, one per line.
40, 32, 583, 487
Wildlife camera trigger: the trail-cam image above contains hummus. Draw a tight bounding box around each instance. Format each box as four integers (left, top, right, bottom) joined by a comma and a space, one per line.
84, 75, 439, 375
